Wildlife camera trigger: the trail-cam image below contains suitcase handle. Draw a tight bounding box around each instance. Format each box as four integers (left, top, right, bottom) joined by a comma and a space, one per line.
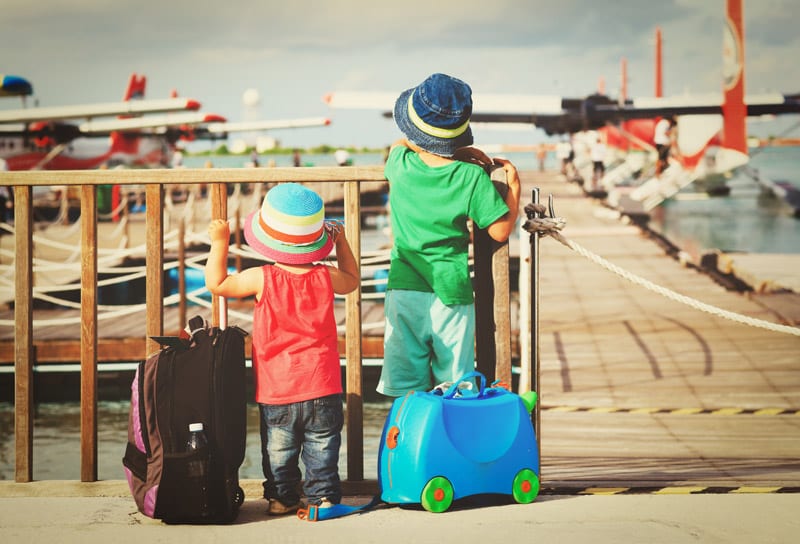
442, 371, 487, 399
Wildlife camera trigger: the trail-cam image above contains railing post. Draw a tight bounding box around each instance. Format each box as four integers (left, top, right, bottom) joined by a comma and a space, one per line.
14, 186, 33, 483
80, 185, 98, 481
145, 184, 164, 357
343, 180, 364, 481
473, 169, 511, 384
491, 168, 512, 386
210, 183, 227, 328
178, 216, 187, 331
473, 225, 495, 380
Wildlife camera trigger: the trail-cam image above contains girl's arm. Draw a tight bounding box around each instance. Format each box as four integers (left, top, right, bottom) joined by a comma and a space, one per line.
325, 222, 360, 295
205, 219, 262, 299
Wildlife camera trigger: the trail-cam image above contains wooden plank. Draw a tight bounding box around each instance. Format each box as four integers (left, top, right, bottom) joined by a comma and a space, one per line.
492, 177, 512, 386
344, 180, 364, 482
145, 185, 164, 356
473, 174, 512, 384
80, 185, 98, 482
210, 183, 227, 328
0, 165, 387, 187
14, 186, 33, 483
0, 334, 393, 364
178, 217, 187, 329
493, 239, 512, 385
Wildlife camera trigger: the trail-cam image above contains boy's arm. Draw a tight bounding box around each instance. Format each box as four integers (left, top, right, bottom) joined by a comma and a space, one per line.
452, 146, 492, 169
485, 157, 521, 243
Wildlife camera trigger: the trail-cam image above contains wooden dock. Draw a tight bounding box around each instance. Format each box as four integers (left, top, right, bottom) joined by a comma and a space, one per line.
2, 169, 800, 487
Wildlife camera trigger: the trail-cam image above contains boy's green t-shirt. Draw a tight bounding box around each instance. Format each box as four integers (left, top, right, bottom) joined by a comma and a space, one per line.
384, 146, 510, 305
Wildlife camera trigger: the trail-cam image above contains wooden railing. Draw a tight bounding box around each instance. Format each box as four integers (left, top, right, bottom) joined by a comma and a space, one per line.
1, 165, 518, 485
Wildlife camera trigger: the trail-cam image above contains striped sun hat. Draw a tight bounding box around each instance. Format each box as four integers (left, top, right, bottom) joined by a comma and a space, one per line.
243, 183, 333, 264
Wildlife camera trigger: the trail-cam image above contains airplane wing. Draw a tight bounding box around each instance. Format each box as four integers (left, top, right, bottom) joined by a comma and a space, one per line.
0, 97, 202, 123
78, 112, 227, 134
325, 90, 800, 136
194, 117, 331, 139
326, 90, 626, 135
203, 117, 331, 133
592, 92, 800, 123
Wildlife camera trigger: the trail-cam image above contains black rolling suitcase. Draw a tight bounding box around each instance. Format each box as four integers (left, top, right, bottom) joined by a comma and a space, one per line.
123, 314, 248, 524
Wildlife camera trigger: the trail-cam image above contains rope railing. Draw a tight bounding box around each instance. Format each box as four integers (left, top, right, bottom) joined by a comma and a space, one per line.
522, 202, 800, 337
0, 211, 393, 331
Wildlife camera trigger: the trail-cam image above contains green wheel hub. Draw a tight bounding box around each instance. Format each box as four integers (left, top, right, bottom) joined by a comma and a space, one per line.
512, 469, 540, 504
420, 476, 454, 513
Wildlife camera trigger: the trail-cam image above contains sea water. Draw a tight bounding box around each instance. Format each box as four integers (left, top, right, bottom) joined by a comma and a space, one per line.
0, 400, 392, 481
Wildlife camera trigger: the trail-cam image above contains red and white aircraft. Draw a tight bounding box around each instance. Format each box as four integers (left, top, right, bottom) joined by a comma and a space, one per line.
0, 73, 216, 170
602, 0, 757, 210
324, 0, 798, 209
1, 74, 332, 170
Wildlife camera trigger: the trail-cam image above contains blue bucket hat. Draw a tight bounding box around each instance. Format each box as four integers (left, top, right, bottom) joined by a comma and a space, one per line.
393, 73, 474, 157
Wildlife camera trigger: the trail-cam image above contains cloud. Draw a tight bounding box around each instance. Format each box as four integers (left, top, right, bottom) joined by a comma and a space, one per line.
1, 0, 798, 148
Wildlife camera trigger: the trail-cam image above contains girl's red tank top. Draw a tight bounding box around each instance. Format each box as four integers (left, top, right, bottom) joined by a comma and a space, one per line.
251, 264, 342, 404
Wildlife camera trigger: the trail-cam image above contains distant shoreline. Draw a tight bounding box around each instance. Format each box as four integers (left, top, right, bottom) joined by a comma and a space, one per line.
186, 145, 386, 158
750, 137, 800, 147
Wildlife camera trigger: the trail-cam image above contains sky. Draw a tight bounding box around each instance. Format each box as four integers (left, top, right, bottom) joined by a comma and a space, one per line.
2, 0, 799, 151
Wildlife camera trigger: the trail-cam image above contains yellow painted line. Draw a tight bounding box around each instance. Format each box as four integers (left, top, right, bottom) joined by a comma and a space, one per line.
710, 408, 744, 416
541, 406, 798, 415
670, 408, 703, 415
653, 487, 708, 495
579, 488, 629, 495
732, 487, 781, 494
628, 408, 660, 414
754, 408, 786, 416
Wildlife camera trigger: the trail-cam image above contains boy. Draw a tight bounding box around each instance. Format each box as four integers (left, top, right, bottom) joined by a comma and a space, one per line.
377, 72, 521, 397
205, 183, 359, 514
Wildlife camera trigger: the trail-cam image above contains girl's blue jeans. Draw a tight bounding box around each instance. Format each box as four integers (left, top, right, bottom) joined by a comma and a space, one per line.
259, 394, 343, 506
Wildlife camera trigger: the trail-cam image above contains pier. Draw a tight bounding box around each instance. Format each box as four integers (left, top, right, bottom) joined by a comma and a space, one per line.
1, 167, 799, 542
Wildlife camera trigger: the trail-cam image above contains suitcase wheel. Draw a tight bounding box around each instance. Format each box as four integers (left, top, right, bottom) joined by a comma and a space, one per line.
420, 476, 454, 513
512, 468, 539, 504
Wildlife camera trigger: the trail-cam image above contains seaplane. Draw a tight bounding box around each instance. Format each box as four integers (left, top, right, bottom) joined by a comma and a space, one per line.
0, 73, 219, 170
323, 0, 799, 211
600, 0, 797, 212
0, 74, 332, 171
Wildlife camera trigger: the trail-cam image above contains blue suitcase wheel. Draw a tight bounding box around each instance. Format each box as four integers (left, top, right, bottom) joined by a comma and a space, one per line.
512, 469, 539, 504
420, 476, 454, 513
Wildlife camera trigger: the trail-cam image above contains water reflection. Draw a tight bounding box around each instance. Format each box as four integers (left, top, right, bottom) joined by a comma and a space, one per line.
0, 401, 391, 481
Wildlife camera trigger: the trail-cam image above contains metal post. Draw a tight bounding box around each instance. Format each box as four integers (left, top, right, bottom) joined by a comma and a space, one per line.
529, 188, 542, 461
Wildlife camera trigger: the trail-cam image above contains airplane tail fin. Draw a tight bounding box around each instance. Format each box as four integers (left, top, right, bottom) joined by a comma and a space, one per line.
123, 73, 146, 102
109, 73, 146, 157
654, 27, 663, 98
675, 0, 748, 173
721, 0, 747, 155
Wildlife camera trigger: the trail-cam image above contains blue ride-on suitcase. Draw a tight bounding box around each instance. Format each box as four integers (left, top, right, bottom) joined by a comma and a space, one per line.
377, 371, 540, 512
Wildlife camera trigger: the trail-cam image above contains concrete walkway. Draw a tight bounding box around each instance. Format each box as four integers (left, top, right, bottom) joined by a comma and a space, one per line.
1, 485, 798, 544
